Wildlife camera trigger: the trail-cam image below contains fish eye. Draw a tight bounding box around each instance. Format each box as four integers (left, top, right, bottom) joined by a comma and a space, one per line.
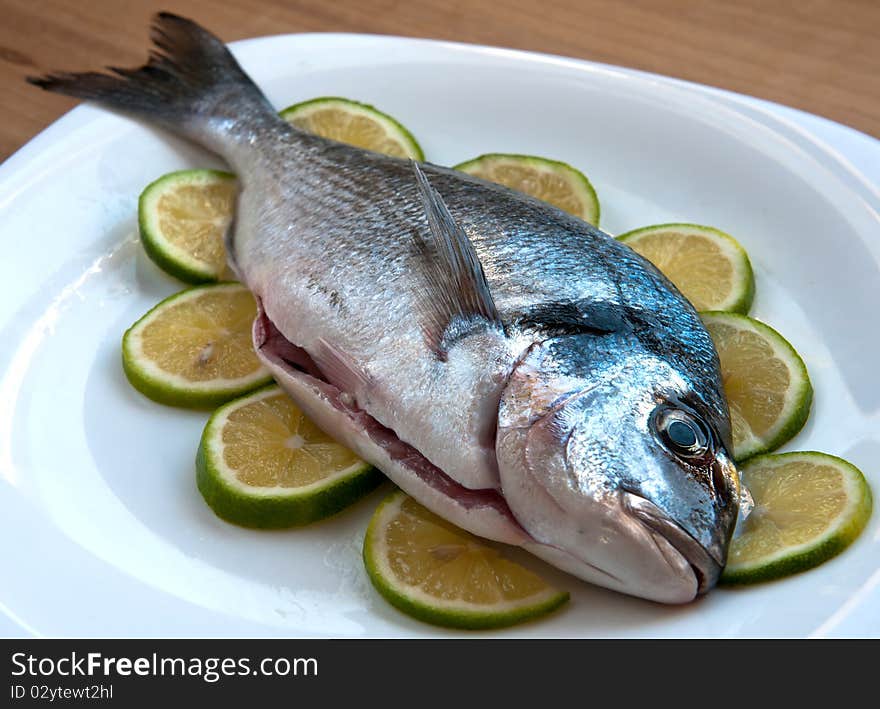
653, 407, 713, 463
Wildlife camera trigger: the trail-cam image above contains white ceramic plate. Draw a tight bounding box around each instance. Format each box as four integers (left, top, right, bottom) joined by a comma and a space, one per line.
1, 33, 878, 638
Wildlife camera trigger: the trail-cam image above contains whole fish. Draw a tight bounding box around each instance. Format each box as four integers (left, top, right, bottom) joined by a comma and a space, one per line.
31, 13, 741, 603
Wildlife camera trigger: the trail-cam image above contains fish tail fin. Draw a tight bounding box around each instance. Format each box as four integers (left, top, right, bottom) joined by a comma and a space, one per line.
27, 13, 278, 155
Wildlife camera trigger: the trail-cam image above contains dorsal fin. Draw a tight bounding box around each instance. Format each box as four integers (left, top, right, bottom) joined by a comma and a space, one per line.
410, 162, 503, 357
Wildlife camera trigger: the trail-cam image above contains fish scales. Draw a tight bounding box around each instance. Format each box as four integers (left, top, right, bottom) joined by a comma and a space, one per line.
30, 13, 742, 603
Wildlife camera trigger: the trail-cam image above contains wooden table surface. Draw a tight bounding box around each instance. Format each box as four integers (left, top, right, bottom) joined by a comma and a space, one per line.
1, 0, 878, 161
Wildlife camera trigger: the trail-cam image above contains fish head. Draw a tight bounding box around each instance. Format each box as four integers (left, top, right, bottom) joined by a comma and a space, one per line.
496, 334, 739, 603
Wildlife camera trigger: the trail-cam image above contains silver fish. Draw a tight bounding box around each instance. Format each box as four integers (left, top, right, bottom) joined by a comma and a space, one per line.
31, 13, 741, 603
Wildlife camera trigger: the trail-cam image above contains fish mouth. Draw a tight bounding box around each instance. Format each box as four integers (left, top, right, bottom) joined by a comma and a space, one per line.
621, 491, 722, 595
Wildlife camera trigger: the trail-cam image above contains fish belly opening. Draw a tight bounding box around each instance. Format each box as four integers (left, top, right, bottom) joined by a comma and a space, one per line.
254, 307, 519, 519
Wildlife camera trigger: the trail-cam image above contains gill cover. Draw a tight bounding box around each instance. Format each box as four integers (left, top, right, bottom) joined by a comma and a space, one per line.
496, 333, 740, 602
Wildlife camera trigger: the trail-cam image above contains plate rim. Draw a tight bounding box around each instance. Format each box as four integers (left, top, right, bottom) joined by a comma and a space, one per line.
1, 31, 878, 639
3, 31, 878, 209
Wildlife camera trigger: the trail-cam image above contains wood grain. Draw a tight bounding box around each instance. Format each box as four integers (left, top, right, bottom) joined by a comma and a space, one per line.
1, 0, 878, 160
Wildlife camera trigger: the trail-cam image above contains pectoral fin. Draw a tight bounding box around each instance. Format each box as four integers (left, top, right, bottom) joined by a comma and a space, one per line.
410, 162, 503, 358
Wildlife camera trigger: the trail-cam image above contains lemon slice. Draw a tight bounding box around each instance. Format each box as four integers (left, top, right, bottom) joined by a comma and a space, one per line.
702, 312, 812, 461
454, 153, 600, 225
138, 169, 237, 284
363, 490, 569, 629
280, 97, 425, 159
122, 283, 271, 408
722, 452, 872, 585
617, 224, 755, 313
196, 386, 382, 528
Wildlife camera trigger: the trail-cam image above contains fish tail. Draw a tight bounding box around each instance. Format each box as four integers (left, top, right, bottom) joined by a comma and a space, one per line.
27, 13, 278, 156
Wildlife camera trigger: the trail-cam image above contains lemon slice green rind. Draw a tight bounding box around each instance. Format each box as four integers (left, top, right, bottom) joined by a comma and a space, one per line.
280, 96, 425, 160
454, 153, 600, 225
121, 283, 271, 409
363, 490, 569, 630
138, 169, 237, 284
618, 223, 755, 313
722, 451, 872, 585
702, 311, 813, 462
196, 385, 383, 528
